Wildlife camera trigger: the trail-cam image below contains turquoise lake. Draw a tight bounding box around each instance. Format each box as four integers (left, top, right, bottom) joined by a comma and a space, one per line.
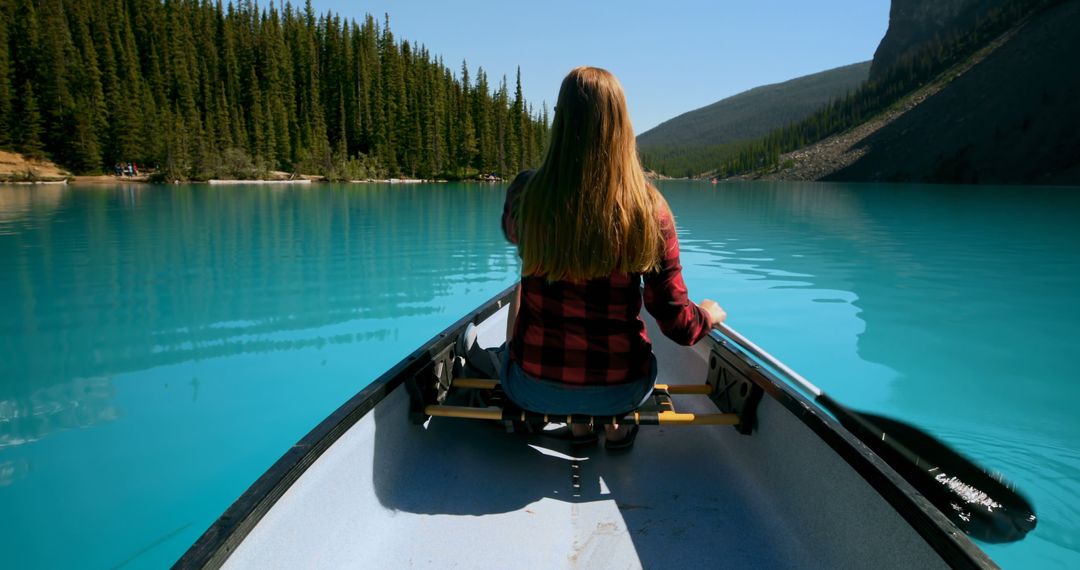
1, 181, 1078, 568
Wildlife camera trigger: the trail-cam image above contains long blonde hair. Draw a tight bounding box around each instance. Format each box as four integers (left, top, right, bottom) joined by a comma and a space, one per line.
516, 66, 665, 282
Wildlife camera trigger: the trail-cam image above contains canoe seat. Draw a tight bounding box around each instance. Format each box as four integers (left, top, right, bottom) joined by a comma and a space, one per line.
423, 378, 740, 426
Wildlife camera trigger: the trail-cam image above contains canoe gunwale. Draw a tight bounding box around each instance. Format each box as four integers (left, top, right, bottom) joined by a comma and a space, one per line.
708, 332, 997, 569
176, 287, 996, 569
173, 285, 518, 569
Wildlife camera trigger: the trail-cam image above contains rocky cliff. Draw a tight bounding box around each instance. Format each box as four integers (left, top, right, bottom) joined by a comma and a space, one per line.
831, 0, 1080, 185
761, 0, 1080, 186
870, 0, 1009, 79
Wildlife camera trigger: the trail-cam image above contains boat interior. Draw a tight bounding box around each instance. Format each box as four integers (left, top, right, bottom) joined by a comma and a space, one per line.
188, 291, 989, 569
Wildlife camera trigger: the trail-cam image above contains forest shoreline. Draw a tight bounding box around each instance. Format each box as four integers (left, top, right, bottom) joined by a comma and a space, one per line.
2, 175, 482, 186
64, 175, 459, 185
1, 152, 498, 185
0, 1, 547, 187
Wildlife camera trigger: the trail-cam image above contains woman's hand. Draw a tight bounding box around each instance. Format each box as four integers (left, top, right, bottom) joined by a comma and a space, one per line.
699, 299, 727, 329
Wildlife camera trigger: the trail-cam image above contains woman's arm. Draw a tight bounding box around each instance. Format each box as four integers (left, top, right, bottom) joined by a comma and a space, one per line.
505, 281, 521, 341
642, 209, 724, 344
501, 172, 532, 343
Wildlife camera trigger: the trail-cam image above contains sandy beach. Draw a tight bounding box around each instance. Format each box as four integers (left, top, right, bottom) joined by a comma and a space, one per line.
0, 150, 70, 183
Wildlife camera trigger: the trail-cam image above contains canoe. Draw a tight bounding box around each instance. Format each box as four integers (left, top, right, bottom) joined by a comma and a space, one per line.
176, 285, 997, 569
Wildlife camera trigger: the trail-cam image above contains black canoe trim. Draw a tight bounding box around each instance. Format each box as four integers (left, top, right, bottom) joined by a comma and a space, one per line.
709, 333, 997, 569
174, 285, 518, 570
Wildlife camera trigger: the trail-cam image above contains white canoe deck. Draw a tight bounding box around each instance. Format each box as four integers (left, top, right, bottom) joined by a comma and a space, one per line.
222, 305, 953, 569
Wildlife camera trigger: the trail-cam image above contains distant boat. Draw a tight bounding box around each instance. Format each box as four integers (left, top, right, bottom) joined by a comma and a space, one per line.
177, 286, 1004, 569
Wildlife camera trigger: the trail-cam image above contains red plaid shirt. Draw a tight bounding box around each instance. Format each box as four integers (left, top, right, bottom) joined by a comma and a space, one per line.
503, 171, 712, 386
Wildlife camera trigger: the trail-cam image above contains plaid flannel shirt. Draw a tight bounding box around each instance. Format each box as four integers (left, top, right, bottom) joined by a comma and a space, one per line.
503, 171, 712, 386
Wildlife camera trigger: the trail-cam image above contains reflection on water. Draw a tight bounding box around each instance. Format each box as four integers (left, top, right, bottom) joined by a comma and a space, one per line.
2, 183, 516, 391
0, 185, 66, 228
0, 458, 30, 487
0, 376, 117, 448
0, 182, 518, 568
1, 180, 1078, 568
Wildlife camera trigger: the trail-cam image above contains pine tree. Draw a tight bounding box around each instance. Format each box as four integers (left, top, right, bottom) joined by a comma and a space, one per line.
473, 67, 491, 172
457, 61, 478, 177
35, 0, 76, 161
66, 0, 106, 171
0, 11, 13, 148
496, 75, 512, 174
378, 16, 401, 173
9, 0, 40, 90
17, 81, 45, 158
512, 67, 527, 171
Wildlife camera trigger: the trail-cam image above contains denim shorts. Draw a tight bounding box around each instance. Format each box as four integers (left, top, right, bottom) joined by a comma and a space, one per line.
495, 344, 657, 416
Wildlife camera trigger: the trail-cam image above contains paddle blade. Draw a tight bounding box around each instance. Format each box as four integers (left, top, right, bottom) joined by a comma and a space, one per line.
862, 413, 1037, 543
818, 395, 1037, 543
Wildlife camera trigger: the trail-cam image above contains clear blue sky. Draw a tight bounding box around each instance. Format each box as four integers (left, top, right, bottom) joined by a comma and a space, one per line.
316, 1, 891, 133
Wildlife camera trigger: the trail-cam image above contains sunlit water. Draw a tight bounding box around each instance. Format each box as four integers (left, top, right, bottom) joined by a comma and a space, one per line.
1, 181, 1077, 568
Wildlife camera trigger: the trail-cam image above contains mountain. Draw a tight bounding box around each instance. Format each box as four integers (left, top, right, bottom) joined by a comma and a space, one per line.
870, 0, 1010, 79
825, 0, 1080, 184
638, 62, 870, 152
744, 0, 1079, 185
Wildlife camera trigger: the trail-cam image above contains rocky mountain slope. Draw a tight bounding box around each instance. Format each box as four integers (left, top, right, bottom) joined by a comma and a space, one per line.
760, 0, 1080, 185
870, 0, 1010, 79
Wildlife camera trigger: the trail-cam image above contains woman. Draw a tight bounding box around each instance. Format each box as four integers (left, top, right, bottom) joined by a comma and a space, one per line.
500, 66, 726, 449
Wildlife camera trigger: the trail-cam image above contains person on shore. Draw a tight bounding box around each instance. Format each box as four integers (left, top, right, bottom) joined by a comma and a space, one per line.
495, 66, 726, 449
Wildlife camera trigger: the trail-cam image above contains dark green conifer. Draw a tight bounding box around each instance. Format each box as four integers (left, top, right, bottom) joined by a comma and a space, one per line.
16, 81, 45, 158
457, 61, 478, 176
0, 12, 13, 147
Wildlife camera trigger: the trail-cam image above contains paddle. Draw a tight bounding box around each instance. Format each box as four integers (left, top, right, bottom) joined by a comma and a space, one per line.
716, 323, 1037, 544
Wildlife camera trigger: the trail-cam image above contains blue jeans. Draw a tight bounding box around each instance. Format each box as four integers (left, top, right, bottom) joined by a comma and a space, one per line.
495, 344, 657, 416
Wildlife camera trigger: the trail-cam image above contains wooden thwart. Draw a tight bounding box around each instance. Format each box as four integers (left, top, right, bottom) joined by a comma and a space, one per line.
431, 377, 738, 426
424, 405, 503, 421
452, 377, 713, 395
424, 404, 739, 426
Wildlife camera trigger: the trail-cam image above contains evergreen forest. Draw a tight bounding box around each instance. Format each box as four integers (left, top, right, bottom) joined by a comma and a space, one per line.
0, 0, 549, 180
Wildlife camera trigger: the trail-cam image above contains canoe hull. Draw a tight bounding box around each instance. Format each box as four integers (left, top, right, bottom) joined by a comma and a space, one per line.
177, 286, 995, 569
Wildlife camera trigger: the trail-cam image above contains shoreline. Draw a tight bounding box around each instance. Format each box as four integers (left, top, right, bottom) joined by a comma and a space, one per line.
69, 175, 151, 184
0, 179, 69, 185
207, 178, 312, 185
1, 154, 504, 186
57, 176, 489, 185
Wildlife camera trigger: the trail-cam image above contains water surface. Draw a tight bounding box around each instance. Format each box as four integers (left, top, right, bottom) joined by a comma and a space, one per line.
0, 181, 1077, 568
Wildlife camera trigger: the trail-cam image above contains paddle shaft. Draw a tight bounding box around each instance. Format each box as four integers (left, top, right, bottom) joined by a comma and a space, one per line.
716, 323, 822, 398
716, 324, 869, 433
719, 322, 961, 464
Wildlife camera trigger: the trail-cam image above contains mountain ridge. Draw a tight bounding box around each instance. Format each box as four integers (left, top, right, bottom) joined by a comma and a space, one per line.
638, 61, 870, 151
871, 0, 1010, 79
745, 0, 1079, 185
